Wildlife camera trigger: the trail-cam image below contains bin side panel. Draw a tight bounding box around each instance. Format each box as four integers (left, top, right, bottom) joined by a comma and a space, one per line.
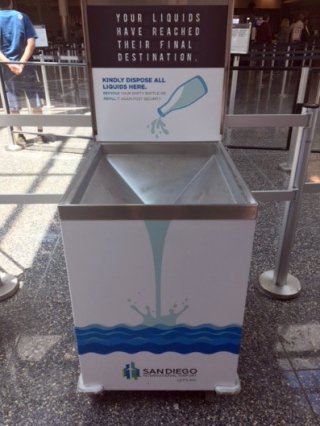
60, 218, 255, 391
79, 352, 239, 391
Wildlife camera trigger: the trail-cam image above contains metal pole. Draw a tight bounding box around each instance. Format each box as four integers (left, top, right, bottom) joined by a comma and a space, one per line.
40, 52, 53, 109
259, 104, 319, 299
315, 74, 320, 105
0, 64, 21, 288
279, 67, 310, 171
228, 55, 240, 115
280, 45, 290, 99
0, 64, 23, 151
58, 0, 69, 42
309, 41, 315, 68
225, 55, 239, 144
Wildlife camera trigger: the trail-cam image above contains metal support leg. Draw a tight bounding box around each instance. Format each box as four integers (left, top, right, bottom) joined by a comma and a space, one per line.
0, 272, 19, 301
0, 65, 23, 151
225, 56, 239, 145
40, 52, 54, 109
259, 104, 319, 299
229, 56, 239, 115
280, 46, 290, 99
279, 67, 310, 171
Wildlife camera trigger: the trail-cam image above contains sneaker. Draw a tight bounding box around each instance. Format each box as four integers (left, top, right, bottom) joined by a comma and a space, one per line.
14, 133, 27, 148
34, 134, 48, 145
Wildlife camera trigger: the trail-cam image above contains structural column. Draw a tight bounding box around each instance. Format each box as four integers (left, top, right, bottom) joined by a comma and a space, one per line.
58, 0, 69, 41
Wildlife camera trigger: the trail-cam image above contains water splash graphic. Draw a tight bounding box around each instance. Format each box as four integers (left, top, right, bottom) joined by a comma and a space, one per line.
129, 303, 189, 327
147, 117, 169, 138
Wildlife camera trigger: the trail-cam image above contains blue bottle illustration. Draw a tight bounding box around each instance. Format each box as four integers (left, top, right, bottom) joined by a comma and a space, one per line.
157, 75, 208, 118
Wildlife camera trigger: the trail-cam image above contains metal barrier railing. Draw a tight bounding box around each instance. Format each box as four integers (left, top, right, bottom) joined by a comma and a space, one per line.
0, 60, 91, 151
0, 52, 319, 303
226, 106, 320, 300
0, 58, 91, 300
227, 52, 320, 153
244, 41, 320, 68
0, 108, 319, 302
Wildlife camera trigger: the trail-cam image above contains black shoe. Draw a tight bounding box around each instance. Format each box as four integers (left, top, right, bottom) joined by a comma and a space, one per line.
14, 133, 27, 148
34, 134, 48, 145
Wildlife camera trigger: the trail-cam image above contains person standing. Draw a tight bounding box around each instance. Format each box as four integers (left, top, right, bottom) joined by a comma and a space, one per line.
256, 16, 273, 44
289, 14, 304, 43
278, 18, 290, 44
301, 18, 312, 43
0, 0, 47, 148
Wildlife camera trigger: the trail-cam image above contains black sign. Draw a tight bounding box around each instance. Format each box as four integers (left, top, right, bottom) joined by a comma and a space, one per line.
87, 5, 228, 68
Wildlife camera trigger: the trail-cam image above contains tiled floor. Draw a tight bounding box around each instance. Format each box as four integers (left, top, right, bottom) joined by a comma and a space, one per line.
1, 77, 320, 424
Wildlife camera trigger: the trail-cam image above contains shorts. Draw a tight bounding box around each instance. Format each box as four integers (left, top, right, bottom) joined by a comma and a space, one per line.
2, 65, 44, 112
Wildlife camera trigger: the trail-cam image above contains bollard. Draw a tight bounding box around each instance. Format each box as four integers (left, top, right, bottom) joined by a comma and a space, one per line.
259, 104, 319, 299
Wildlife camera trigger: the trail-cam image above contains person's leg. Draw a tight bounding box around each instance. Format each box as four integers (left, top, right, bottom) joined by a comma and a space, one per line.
24, 67, 47, 144
31, 106, 43, 132
3, 69, 26, 147
31, 106, 47, 144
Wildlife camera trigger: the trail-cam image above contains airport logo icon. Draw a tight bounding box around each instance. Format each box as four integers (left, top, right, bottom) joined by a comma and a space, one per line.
123, 362, 140, 380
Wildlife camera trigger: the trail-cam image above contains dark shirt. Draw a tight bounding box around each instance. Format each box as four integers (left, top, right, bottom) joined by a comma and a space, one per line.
256, 21, 272, 44
0, 10, 37, 60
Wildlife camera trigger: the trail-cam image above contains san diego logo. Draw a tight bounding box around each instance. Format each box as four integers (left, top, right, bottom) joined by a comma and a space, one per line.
123, 362, 197, 380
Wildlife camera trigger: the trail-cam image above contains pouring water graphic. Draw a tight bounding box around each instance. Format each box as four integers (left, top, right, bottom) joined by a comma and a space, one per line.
75, 221, 243, 356
129, 221, 189, 326
148, 75, 208, 138
158, 75, 208, 117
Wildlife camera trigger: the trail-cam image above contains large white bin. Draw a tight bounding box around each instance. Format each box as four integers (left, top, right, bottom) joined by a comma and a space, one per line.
59, 142, 257, 393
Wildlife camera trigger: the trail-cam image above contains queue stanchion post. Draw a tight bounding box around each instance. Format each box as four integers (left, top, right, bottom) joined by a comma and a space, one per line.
259, 104, 319, 299
40, 52, 54, 110
280, 45, 291, 99
226, 55, 240, 145
0, 64, 24, 151
0, 66, 20, 297
0, 271, 19, 301
279, 66, 310, 171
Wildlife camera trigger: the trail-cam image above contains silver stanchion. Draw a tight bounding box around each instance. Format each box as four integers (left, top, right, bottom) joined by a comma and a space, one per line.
40, 52, 54, 110
0, 272, 19, 301
229, 55, 240, 115
225, 55, 240, 144
280, 45, 291, 99
0, 64, 23, 151
279, 67, 310, 171
259, 104, 319, 299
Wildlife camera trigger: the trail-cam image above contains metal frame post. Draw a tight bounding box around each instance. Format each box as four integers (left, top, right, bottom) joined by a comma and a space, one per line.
280, 46, 290, 99
259, 104, 319, 299
228, 55, 240, 115
40, 52, 53, 109
279, 67, 310, 171
225, 55, 239, 144
0, 64, 23, 151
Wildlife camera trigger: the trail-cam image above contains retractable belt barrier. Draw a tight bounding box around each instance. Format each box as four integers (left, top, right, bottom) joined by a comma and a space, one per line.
0, 55, 319, 303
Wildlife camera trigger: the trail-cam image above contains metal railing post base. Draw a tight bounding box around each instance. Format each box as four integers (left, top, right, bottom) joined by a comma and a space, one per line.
278, 162, 291, 172
0, 272, 19, 301
259, 270, 301, 300
5, 144, 24, 152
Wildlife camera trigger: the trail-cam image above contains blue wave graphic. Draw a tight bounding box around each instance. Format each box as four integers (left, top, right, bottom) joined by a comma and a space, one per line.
75, 324, 242, 355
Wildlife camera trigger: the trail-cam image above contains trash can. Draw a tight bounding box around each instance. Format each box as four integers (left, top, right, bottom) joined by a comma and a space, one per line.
58, 141, 257, 393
